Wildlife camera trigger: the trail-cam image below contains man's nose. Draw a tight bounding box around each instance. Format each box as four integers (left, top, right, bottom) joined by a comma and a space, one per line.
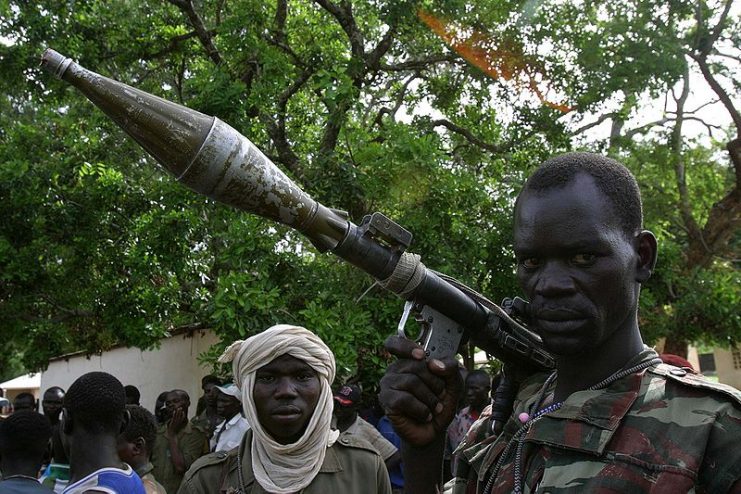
274, 377, 299, 398
534, 262, 576, 296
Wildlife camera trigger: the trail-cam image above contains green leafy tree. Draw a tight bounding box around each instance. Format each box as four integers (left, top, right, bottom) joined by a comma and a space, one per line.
0, 0, 737, 391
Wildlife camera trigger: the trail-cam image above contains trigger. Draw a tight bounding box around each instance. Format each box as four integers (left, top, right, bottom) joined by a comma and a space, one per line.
397, 300, 415, 338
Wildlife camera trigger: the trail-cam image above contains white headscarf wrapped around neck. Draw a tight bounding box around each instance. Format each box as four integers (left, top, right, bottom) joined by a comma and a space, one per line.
218, 324, 339, 493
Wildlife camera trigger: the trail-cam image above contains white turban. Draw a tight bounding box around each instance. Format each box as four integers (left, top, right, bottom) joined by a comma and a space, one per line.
218, 324, 339, 493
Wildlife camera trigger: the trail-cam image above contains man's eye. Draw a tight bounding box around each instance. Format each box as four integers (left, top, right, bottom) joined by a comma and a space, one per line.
520, 257, 540, 269
572, 253, 596, 265
297, 373, 315, 382
256, 375, 275, 383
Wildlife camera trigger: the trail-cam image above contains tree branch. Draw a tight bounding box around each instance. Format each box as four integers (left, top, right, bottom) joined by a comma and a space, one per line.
379, 55, 460, 71
671, 66, 703, 243
569, 112, 616, 136
431, 119, 503, 153
168, 0, 223, 66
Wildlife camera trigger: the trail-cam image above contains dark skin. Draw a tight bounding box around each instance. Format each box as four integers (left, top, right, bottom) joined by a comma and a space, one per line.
60, 408, 130, 485
253, 354, 321, 445
116, 434, 149, 472
164, 390, 190, 474
379, 173, 659, 493
333, 399, 404, 473
42, 388, 65, 425
463, 374, 490, 413
215, 391, 241, 422
13, 395, 36, 412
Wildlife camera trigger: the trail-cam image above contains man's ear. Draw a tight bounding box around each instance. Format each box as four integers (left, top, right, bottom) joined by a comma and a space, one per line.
120, 408, 131, 435
132, 436, 146, 456
61, 408, 73, 435
635, 230, 658, 283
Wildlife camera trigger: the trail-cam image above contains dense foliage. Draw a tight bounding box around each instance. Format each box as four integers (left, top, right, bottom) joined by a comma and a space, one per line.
1, 0, 738, 387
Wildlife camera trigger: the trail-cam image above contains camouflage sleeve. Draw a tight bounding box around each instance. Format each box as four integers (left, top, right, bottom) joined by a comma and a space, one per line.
698, 398, 741, 493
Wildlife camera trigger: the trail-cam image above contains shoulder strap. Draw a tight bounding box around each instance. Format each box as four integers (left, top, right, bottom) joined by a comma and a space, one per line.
650, 363, 741, 405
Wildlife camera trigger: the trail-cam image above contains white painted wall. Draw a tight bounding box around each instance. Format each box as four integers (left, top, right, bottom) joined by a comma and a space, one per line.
41, 329, 220, 416
714, 347, 741, 390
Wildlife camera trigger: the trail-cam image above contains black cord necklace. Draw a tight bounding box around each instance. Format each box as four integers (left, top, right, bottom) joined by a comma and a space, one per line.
483, 357, 662, 493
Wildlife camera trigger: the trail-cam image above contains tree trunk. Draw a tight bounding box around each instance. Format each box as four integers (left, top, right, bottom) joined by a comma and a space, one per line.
662, 336, 689, 359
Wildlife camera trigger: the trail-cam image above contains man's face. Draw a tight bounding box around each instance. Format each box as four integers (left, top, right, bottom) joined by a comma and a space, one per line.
42, 389, 65, 422
514, 173, 640, 357
116, 435, 137, 465
332, 400, 356, 422
204, 383, 218, 408
464, 376, 490, 410
253, 354, 321, 445
165, 391, 189, 417
215, 391, 241, 420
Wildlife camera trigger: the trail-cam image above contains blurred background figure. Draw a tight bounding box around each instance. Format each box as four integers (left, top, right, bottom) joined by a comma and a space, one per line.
151, 390, 207, 494
191, 376, 221, 439
12, 393, 37, 413
40, 386, 69, 493
333, 383, 401, 474
210, 383, 249, 452
0, 410, 53, 493
124, 386, 141, 406
118, 405, 166, 494
446, 370, 491, 477
153, 392, 169, 426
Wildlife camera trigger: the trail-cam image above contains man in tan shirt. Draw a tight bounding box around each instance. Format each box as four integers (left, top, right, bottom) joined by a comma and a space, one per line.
178, 324, 391, 494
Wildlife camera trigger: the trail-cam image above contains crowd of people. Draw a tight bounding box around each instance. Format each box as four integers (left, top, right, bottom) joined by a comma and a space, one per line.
0, 343, 405, 494
1, 153, 740, 493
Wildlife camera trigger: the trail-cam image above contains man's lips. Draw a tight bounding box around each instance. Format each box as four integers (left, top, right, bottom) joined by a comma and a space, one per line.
534, 308, 585, 321
271, 405, 302, 417
532, 308, 588, 333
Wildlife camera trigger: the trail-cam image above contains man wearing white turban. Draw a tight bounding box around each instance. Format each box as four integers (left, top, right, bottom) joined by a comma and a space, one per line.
177, 324, 392, 494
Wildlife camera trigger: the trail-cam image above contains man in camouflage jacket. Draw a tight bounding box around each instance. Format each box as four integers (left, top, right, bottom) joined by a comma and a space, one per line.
380, 153, 741, 493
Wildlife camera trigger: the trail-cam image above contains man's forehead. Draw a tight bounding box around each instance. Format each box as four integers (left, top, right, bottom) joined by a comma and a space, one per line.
258, 353, 312, 372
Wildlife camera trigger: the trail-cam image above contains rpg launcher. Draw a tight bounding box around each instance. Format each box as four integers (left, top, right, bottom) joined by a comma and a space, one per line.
40, 48, 553, 376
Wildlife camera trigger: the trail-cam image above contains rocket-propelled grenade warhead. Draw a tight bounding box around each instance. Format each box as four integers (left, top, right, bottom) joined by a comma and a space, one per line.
40, 48, 347, 252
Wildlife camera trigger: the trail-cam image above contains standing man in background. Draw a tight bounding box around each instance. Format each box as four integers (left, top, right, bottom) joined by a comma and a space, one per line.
0, 410, 53, 493
151, 390, 207, 494
210, 383, 249, 453
333, 383, 401, 475
58, 372, 145, 493
445, 370, 491, 476
117, 405, 166, 494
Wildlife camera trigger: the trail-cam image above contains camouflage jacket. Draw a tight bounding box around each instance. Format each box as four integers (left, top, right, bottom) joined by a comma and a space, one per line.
454, 348, 741, 493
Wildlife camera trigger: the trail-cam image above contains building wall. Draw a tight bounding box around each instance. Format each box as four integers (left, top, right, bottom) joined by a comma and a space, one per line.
41, 329, 220, 417
714, 346, 741, 390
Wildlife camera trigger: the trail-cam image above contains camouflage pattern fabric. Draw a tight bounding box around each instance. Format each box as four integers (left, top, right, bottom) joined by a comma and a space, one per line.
455, 348, 741, 493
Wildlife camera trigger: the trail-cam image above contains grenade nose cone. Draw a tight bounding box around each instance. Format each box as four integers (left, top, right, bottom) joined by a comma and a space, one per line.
41, 48, 73, 79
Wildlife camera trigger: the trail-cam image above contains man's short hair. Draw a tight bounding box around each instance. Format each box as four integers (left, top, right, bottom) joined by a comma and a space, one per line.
124, 385, 141, 405
466, 369, 491, 385
13, 392, 36, 411
520, 152, 643, 235
0, 410, 52, 462
44, 386, 65, 398
121, 405, 157, 453
65, 372, 125, 434
168, 389, 190, 404
201, 375, 221, 387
